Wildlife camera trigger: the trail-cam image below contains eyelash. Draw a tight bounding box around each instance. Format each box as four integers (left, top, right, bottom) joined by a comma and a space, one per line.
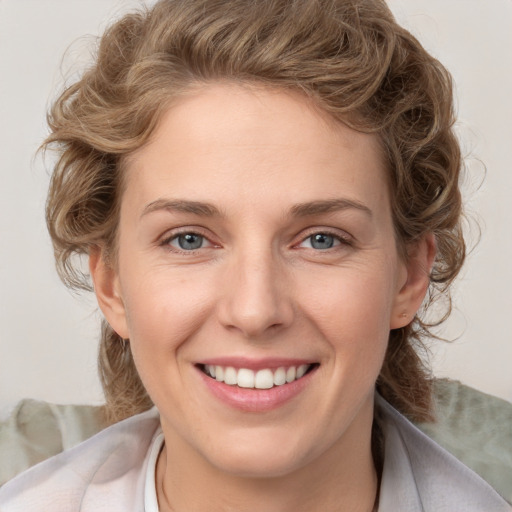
160, 229, 214, 254
159, 228, 353, 254
295, 229, 353, 251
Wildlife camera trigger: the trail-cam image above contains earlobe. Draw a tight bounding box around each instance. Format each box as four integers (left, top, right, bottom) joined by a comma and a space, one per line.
89, 247, 130, 339
390, 234, 436, 329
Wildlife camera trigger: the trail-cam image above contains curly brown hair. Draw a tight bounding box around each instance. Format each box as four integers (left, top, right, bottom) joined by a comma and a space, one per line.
44, 0, 464, 424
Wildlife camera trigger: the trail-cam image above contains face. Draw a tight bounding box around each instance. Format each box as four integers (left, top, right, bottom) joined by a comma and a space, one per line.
92, 83, 430, 478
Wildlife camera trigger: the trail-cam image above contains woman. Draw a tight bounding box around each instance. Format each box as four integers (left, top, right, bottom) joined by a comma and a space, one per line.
0, 0, 509, 510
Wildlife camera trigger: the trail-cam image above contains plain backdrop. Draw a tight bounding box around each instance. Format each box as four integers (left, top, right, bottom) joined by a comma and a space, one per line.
1, 0, 511, 419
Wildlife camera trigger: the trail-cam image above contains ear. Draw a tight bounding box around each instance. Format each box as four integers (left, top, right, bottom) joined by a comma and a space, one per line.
390, 233, 436, 329
89, 246, 130, 339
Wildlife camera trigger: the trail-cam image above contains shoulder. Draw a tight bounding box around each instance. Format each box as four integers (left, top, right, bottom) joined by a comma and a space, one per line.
376, 395, 511, 511
0, 408, 161, 512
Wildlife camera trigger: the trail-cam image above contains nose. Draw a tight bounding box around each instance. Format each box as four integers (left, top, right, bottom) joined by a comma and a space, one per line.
217, 249, 294, 339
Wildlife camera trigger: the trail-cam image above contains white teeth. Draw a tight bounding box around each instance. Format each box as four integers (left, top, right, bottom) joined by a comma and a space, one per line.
286, 366, 296, 383
254, 369, 274, 389
224, 366, 237, 385
237, 368, 255, 388
203, 364, 313, 389
296, 364, 309, 379
273, 367, 286, 386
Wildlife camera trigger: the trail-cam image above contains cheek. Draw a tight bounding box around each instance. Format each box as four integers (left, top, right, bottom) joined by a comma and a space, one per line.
118, 268, 218, 406
119, 266, 215, 353
300, 266, 396, 338
297, 264, 396, 383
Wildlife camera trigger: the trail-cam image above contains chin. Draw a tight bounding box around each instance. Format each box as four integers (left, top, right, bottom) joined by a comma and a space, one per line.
200, 430, 316, 479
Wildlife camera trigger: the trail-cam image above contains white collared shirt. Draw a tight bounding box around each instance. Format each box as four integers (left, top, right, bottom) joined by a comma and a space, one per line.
144, 431, 164, 512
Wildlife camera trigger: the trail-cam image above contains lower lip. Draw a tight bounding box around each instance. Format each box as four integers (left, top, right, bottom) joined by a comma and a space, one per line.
197, 366, 317, 412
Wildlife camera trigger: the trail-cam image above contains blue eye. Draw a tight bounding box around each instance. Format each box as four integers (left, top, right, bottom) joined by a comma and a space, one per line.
300, 233, 341, 250
170, 233, 205, 250
310, 233, 335, 250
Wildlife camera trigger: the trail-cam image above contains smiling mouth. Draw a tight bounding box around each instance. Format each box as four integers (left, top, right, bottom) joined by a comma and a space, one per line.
199, 363, 319, 390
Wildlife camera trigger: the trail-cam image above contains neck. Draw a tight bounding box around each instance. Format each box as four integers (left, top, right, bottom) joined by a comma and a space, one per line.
156, 403, 378, 512
157, 454, 377, 512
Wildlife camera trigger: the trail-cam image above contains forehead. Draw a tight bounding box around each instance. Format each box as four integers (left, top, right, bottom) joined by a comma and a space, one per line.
123, 83, 389, 216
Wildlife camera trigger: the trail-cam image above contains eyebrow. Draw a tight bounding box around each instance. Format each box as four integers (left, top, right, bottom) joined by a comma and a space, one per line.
140, 199, 222, 219
289, 198, 372, 218
140, 197, 372, 220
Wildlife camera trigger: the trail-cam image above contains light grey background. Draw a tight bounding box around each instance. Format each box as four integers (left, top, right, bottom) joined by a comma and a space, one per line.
1, 0, 511, 418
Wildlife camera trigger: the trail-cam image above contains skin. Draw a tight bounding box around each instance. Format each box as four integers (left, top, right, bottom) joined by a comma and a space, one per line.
90, 83, 434, 512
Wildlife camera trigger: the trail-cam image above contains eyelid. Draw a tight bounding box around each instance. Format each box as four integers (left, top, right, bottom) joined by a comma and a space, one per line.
294, 227, 354, 249
157, 225, 353, 252
169, 233, 213, 250
159, 226, 219, 252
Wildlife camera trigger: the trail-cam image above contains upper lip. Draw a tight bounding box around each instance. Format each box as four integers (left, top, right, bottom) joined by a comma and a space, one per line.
196, 357, 318, 371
